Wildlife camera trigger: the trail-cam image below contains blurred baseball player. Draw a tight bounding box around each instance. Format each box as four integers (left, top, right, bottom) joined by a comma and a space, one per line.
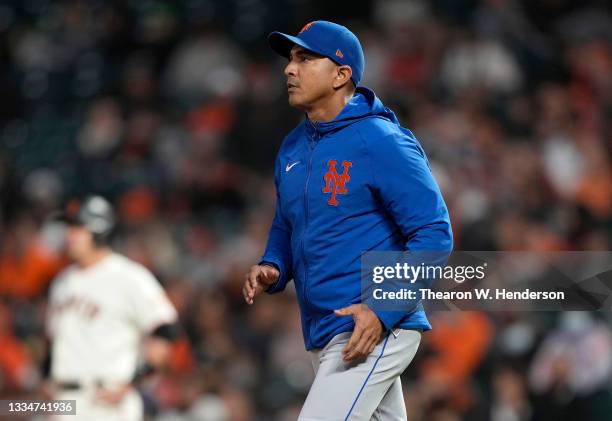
243, 21, 453, 420
45, 196, 180, 421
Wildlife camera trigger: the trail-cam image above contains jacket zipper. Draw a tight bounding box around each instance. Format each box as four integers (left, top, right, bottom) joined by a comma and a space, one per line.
301, 125, 318, 313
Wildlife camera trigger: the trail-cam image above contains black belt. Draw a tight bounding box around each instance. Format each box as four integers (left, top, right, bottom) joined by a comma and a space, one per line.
55, 380, 108, 390
55, 381, 81, 390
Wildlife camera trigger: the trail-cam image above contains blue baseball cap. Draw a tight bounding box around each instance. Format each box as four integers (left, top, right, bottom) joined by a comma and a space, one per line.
268, 20, 365, 86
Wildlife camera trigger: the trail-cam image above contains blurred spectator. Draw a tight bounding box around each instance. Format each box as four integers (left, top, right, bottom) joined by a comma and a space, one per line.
0, 217, 64, 299
490, 368, 531, 421
529, 312, 612, 421
0, 302, 39, 394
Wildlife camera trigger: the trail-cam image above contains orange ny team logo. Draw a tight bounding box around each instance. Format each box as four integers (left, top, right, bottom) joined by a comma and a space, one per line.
322, 160, 352, 206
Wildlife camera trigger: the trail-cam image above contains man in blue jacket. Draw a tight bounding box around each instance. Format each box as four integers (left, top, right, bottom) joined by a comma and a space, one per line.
243, 21, 453, 420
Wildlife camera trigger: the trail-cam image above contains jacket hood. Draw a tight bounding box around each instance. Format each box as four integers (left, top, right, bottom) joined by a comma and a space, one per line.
304, 86, 401, 136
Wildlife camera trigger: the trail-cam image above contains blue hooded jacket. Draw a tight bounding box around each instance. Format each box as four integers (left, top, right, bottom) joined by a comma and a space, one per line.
261, 86, 453, 350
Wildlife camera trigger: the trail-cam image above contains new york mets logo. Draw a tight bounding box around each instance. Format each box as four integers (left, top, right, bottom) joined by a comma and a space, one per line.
299, 21, 316, 34
322, 160, 352, 206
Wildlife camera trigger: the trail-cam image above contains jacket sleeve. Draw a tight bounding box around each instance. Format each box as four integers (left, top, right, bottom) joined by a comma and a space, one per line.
365, 130, 453, 330
259, 155, 294, 294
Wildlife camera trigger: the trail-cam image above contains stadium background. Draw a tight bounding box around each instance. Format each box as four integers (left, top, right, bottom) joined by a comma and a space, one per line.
1, 0, 611, 420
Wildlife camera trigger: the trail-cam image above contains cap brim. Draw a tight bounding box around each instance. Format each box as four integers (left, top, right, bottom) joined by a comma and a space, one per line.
268, 31, 320, 58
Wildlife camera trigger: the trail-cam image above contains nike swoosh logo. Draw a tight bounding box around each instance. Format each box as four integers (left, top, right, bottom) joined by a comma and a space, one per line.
285, 161, 300, 172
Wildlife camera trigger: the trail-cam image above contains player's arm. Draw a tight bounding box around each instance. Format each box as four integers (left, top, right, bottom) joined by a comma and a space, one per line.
96, 271, 181, 405
95, 322, 182, 405
244, 154, 293, 304
365, 129, 453, 330
145, 322, 182, 365
124, 268, 181, 384
132, 322, 182, 383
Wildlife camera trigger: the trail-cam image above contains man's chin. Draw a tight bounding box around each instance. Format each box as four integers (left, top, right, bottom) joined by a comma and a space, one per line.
287, 94, 306, 109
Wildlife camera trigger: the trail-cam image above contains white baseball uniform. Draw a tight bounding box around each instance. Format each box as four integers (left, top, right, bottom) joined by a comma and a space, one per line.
46, 252, 177, 421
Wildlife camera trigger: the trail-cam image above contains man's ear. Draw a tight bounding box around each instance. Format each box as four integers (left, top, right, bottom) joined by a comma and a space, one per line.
333, 65, 353, 90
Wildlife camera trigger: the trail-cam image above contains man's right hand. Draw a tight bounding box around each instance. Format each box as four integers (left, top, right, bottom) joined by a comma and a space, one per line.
243, 264, 280, 305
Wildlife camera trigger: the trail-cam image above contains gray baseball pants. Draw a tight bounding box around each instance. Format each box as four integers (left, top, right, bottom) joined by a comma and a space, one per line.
298, 328, 422, 421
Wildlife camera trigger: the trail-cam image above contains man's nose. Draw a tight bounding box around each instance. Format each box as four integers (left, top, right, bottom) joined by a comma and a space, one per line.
284, 60, 297, 78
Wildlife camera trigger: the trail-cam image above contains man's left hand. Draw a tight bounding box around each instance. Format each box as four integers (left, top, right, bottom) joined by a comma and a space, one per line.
334, 304, 383, 362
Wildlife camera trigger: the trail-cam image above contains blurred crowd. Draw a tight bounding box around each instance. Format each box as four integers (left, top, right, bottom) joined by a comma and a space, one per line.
1, 0, 612, 420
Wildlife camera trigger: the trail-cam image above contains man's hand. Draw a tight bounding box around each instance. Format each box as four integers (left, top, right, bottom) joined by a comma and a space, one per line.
243, 264, 280, 305
335, 304, 384, 362
95, 384, 132, 405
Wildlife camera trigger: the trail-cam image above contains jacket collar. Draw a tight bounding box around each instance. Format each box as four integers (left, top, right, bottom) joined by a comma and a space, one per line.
303, 86, 400, 137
